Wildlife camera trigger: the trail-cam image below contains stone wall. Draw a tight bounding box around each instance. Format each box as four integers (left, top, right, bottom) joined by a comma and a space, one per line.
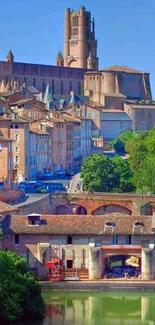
14, 194, 51, 215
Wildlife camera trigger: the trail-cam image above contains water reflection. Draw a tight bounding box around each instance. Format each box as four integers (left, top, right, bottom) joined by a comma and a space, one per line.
20, 294, 155, 325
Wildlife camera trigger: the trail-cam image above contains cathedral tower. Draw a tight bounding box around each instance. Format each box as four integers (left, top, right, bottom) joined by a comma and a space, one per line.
64, 6, 98, 69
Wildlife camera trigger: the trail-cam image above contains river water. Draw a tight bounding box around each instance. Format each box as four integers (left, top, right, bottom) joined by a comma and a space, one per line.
21, 292, 155, 325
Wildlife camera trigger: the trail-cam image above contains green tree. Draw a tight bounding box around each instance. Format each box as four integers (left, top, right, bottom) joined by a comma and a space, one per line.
81, 153, 120, 192
81, 153, 135, 193
112, 155, 135, 193
110, 138, 125, 153
110, 131, 135, 153
0, 251, 45, 322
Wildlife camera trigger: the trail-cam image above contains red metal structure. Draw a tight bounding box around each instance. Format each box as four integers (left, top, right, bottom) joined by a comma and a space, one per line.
46, 246, 64, 281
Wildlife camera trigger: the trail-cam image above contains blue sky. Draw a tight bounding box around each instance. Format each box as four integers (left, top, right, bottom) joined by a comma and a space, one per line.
1, 0, 155, 97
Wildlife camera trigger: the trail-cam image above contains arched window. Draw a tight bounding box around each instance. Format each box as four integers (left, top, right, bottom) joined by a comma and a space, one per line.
10, 124, 13, 129
5, 76, 8, 83
69, 81, 72, 92
61, 80, 63, 95
14, 134, 19, 142
33, 78, 36, 88
52, 80, 55, 94
42, 78, 46, 92
78, 81, 81, 95
15, 124, 18, 129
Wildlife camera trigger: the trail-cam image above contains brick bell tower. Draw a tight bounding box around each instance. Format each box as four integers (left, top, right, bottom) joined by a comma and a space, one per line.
64, 6, 99, 69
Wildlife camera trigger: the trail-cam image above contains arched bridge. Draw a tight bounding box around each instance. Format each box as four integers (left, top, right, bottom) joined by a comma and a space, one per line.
50, 193, 155, 216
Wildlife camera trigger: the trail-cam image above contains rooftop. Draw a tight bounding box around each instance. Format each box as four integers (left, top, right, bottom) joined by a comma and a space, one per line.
100, 65, 146, 74
2, 214, 152, 235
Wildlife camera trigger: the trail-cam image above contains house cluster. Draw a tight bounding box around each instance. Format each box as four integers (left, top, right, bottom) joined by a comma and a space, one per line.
0, 86, 93, 185
0, 60, 155, 188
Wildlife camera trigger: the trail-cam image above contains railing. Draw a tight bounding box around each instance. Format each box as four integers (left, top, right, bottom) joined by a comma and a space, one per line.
65, 268, 89, 279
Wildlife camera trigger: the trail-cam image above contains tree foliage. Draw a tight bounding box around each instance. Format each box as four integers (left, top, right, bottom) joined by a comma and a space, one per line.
126, 128, 155, 193
81, 153, 134, 193
110, 131, 135, 153
0, 251, 45, 322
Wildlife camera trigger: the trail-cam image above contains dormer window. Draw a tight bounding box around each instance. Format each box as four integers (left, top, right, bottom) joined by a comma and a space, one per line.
133, 221, 144, 234
28, 213, 47, 226
135, 222, 144, 227
106, 222, 116, 227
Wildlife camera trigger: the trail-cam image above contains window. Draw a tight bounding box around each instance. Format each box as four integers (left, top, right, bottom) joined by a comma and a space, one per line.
14, 134, 19, 142
126, 235, 131, 245
15, 156, 19, 163
5, 76, 8, 83
10, 124, 13, 129
15, 124, 18, 129
15, 234, 19, 245
15, 146, 19, 153
67, 235, 72, 245
61, 80, 63, 95
14, 76, 18, 81
112, 235, 118, 245
69, 81, 72, 92
52, 80, 55, 94
24, 77, 27, 85
78, 81, 81, 95
42, 78, 46, 92
33, 78, 36, 88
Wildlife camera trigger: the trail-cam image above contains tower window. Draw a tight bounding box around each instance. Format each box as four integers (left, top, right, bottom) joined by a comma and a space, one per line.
61, 80, 63, 95
33, 78, 36, 88
69, 81, 72, 92
42, 79, 46, 92
52, 80, 55, 94
78, 81, 81, 95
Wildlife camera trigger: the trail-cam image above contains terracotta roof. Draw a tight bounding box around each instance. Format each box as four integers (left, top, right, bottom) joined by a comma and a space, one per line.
100, 66, 146, 74
104, 93, 126, 98
0, 135, 13, 142
30, 127, 49, 135
10, 98, 33, 106
0, 201, 17, 214
11, 117, 29, 123
62, 113, 81, 122
2, 214, 152, 235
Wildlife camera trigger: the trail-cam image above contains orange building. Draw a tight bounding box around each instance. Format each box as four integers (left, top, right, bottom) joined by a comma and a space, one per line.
0, 117, 13, 187
10, 116, 30, 182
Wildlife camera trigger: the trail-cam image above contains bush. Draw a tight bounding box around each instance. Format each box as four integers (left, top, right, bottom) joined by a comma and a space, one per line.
0, 251, 45, 322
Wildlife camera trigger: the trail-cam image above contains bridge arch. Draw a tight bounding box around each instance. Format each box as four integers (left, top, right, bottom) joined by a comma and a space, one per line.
92, 204, 132, 215
54, 205, 71, 215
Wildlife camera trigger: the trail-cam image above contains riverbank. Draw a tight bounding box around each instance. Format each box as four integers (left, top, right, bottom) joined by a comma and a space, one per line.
41, 280, 155, 292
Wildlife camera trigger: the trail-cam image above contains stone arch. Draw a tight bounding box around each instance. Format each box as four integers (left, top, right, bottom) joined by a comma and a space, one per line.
55, 205, 71, 215
92, 204, 132, 215
70, 204, 87, 215
69, 59, 78, 68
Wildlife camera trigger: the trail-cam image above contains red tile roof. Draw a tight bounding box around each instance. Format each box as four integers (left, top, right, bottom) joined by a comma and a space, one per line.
2, 214, 152, 235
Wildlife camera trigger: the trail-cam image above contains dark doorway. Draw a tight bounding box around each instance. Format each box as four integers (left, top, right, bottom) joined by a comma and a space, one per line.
66, 260, 73, 268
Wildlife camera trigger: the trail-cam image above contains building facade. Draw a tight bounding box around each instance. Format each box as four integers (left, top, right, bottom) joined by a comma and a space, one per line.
1, 213, 155, 281
84, 66, 152, 104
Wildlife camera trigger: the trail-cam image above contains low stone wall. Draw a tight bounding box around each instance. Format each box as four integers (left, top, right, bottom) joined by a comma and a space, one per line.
13, 194, 51, 215
41, 281, 155, 292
